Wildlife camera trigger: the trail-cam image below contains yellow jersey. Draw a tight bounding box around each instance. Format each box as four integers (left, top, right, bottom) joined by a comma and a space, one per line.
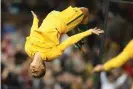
25, 6, 91, 61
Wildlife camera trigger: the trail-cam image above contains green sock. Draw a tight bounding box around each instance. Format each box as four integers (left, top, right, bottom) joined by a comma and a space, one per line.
78, 24, 88, 32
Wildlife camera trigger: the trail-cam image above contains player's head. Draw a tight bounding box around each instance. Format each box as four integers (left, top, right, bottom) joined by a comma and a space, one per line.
30, 52, 46, 78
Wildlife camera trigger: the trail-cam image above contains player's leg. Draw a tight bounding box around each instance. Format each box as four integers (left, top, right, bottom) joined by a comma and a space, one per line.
66, 7, 89, 51
80, 7, 89, 24
63, 7, 89, 52
67, 7, 89, 35
66, 7, 89, 35
58, 6, 89, 33
66, 7, 89, 33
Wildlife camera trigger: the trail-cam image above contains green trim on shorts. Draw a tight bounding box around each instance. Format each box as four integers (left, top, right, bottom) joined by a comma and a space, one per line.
67, 13, 84, 25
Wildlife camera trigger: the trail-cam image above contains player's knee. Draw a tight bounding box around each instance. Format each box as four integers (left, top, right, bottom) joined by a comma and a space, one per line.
80, 7, 89, 24
80, 7, 89, 17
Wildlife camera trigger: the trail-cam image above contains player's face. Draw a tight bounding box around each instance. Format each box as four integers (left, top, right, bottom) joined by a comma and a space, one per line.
30, 60, 45, 77
30, 52, 45, 77
30, 62, 41, 75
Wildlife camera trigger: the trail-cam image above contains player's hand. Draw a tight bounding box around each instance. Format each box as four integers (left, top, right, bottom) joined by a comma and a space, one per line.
31, 11, 38, 18
90, 27, 104, 35
92, 64, 104, 73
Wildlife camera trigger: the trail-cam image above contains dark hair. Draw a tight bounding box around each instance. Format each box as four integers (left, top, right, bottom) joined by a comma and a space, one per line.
32, 68, 46, 78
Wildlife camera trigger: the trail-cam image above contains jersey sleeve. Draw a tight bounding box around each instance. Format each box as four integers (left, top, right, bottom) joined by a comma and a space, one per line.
104, 40, 133, 71
57, 30, 92, 51
30, 11, 39, 35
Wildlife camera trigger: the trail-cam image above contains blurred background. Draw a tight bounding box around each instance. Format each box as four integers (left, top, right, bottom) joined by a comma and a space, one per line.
1, 0, 133, 89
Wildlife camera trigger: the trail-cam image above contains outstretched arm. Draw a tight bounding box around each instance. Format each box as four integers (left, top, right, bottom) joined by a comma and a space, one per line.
93, 40, 133, 72
57, 28, 104, 51
30, 11, 39, 35
103, 40, 133, 71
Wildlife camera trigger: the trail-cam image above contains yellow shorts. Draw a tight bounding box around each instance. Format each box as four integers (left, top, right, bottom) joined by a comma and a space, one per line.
59, 6, 84, 33
39, 6, 84, 33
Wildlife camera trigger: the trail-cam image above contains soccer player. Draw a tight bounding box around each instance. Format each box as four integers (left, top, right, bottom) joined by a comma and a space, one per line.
93, 40, 133, 72
25, 6, 104, 78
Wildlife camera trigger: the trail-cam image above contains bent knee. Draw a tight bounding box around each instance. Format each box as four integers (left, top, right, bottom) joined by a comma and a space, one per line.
80, 7, 89, 16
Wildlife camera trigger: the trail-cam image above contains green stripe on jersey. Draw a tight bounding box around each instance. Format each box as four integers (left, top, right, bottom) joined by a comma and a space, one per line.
67, 13, 84, 25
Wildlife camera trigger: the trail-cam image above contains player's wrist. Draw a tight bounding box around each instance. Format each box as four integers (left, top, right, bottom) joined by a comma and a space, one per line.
100, 65, 105, 71
96, 64, 105, 72
86, 30, 93, 35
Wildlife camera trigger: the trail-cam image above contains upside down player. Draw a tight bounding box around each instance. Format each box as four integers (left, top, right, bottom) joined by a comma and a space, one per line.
25, 6, 104, 78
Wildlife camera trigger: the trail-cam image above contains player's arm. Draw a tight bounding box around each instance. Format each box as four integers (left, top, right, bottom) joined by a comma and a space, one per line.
93, 40, 133, 72
57, 27, 104, 51
30, 11, 39, 35
104, 40, 133, 71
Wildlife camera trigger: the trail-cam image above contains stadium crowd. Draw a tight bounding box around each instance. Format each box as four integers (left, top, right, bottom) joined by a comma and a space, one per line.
1, 0, 133, 89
